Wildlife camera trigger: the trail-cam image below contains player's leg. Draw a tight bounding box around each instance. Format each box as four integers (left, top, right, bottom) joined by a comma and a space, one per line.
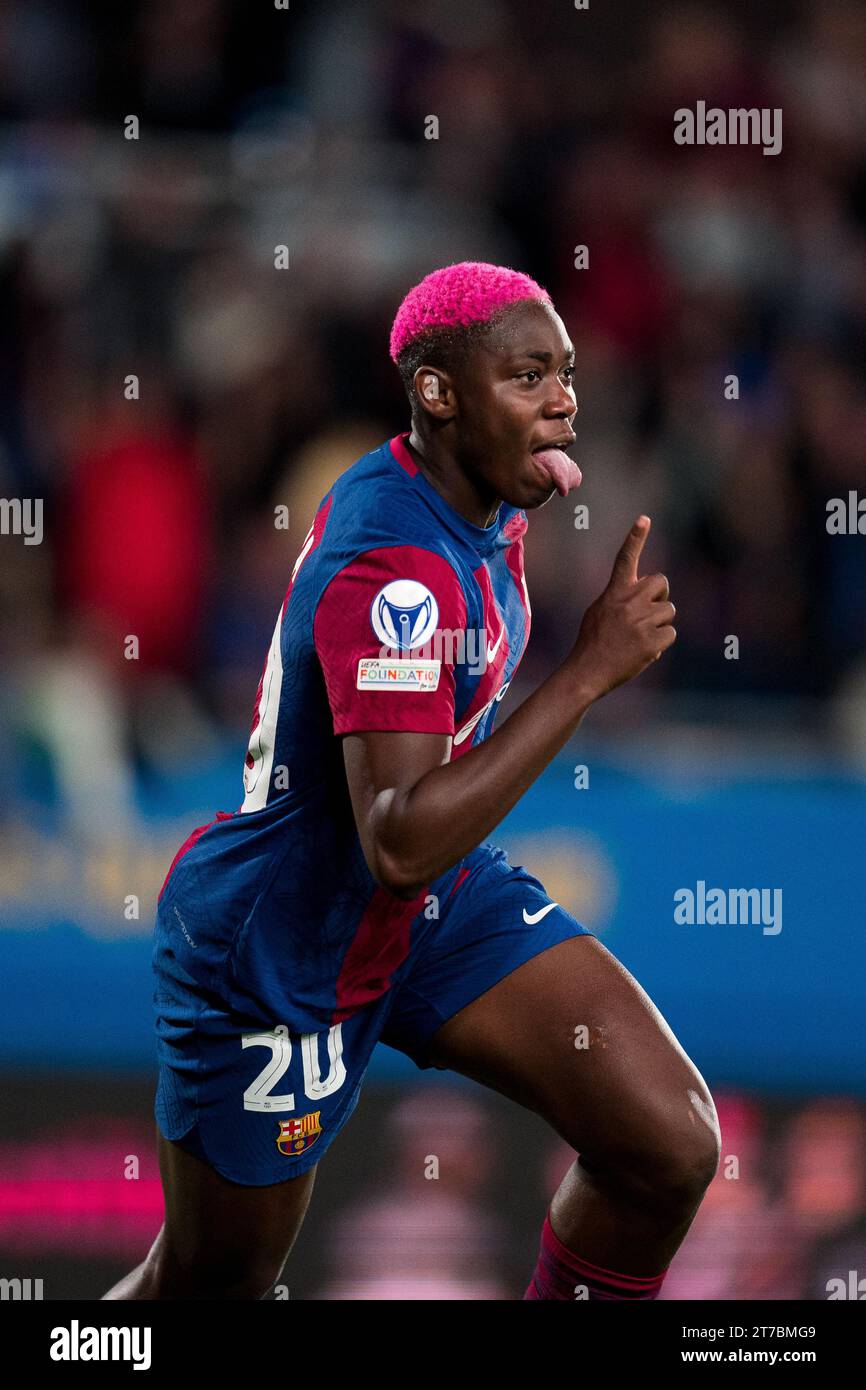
423, 933, 720, 1295
103, 1129, 317, 1300
105, 951, 379, 1300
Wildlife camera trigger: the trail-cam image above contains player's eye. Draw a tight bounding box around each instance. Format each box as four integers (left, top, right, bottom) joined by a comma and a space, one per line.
518, 369, 541, 383
561, 365, 575, 384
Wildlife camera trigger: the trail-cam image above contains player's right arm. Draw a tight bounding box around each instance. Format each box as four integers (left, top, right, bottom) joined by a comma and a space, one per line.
320, 517, 674, 900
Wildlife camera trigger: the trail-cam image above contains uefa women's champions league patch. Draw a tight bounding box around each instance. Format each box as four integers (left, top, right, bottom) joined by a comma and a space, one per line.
369, 579, 439, 650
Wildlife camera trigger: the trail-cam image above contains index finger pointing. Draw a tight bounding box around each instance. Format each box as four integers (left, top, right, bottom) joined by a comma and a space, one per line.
610, 515, 651, 588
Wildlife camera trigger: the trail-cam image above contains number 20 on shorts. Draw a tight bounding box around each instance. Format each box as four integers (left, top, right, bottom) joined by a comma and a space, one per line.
241, 1023, 347, 1112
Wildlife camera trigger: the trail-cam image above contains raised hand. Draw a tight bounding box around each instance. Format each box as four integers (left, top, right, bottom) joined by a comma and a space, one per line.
568, 516, 677, 700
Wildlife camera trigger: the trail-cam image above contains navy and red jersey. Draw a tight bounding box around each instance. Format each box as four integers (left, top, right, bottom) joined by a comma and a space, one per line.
155, 432, 532, 1033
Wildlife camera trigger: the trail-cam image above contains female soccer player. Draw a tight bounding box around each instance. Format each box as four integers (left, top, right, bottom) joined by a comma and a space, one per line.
104, 261, 720, 1301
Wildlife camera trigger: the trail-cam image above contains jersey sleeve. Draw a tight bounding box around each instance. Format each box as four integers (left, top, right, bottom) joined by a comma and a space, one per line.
313, 544, 469, 736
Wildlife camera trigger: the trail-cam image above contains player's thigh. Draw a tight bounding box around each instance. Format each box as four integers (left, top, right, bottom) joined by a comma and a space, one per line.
426, 934, 720, 1183
152, 953, 381, 1282
156, 1126, 317, 1291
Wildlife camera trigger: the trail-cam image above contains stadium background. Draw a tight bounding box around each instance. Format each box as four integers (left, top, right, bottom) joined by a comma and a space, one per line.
1, 0, 865, 1299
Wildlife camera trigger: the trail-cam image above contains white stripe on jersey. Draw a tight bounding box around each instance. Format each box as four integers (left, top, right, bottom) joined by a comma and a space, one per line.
242, 606, 285, 812
241, 522, 317, 812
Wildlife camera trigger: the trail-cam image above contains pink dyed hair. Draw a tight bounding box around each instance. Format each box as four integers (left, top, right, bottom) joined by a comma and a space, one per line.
389, 260, 552, 362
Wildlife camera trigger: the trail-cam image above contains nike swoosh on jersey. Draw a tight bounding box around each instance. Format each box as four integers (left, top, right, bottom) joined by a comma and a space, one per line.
486, 627, 505, 665
522, 902, 559, 924
452, 679, 512, 746
453, 697, 493, 746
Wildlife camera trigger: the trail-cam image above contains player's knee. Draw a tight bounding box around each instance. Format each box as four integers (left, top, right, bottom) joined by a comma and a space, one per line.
590, 1099, 721, 1213
644, 1126, 721, 1210
595, 1140, 718, 1215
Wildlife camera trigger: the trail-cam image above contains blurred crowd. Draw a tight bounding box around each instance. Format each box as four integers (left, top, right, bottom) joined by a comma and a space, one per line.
2, 0, 866, 821
1, 1082, 863, 1300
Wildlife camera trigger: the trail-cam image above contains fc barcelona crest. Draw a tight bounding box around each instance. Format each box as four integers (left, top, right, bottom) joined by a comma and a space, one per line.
276, 1112, 323, 1156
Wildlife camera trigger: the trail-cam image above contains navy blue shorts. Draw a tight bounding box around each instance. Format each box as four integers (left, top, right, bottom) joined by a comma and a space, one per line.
154, 845, 592, 1185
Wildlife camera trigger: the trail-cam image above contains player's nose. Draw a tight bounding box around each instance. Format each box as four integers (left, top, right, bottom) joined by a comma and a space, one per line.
545, 381, 578, 419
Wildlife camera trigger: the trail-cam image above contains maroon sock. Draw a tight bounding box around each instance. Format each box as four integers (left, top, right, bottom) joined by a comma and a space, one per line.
523, 1210, 669, 1300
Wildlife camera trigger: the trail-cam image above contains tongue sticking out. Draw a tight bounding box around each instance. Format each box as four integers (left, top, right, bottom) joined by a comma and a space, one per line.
533, 448, 582, 497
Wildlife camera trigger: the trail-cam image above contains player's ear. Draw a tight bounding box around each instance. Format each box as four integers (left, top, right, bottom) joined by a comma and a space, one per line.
413, 366, 456, 420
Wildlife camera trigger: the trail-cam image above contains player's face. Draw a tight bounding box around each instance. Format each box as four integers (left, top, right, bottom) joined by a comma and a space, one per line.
456, 300, 579, 509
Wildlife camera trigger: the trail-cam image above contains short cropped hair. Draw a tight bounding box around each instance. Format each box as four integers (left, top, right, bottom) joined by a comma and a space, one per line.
390, 260, 551, 401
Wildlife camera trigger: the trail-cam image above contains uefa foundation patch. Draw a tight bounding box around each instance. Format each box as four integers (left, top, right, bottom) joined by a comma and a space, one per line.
357, 657, 441, 690
276, 1112, 323, 1156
